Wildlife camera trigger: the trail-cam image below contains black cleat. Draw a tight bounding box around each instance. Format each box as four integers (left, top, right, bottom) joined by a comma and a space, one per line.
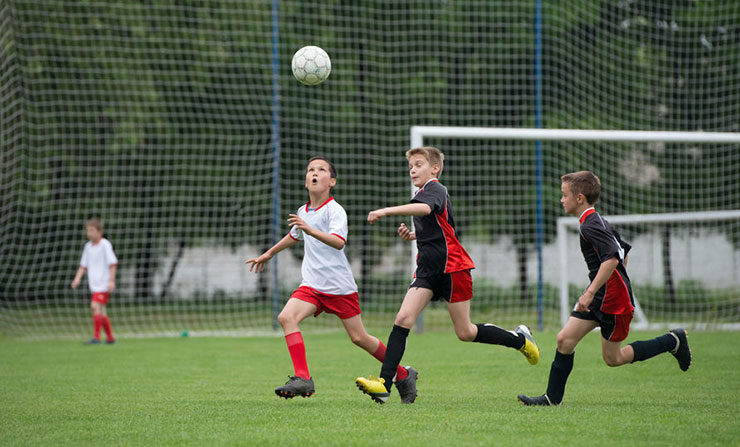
517, 394, 557, 406
670, 328, 692, 371
84, 338, 101, 345
275, 376, 315, 399
395, 367, 419, 404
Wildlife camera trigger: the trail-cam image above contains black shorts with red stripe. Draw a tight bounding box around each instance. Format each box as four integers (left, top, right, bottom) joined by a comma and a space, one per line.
410, 269, 473, 303
571, 304, 633, 342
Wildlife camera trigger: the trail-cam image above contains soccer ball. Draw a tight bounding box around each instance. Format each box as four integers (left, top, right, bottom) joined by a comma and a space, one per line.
291, 46, 331, 86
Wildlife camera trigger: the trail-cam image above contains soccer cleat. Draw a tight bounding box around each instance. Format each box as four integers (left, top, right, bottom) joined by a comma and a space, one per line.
517, 394, 557, 406
84, 338, 101, 345
670, 328, 692, 372
105, 339, 116, 345
395, 367, 419, 404
355, 375, 390, 404
275, 376, 315, 399
515, 325, 540, 365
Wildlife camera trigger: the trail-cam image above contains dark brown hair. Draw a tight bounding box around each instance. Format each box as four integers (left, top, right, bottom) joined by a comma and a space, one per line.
561, 170, 601, 204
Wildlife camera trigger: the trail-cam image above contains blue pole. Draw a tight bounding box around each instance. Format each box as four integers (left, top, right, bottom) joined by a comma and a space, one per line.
270, 0, 281, 331
534, 0, 544, 331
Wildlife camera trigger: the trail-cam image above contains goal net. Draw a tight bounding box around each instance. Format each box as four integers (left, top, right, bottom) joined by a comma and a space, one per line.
411, 127, 740, 332
1, 1, 739, 338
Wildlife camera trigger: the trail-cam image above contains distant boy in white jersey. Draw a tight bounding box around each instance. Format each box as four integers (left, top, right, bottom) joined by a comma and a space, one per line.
246, 156, 418, 401
71, 217, 118, 345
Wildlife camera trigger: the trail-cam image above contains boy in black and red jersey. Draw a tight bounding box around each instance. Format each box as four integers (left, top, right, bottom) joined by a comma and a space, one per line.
518, 171, 692, 407
355, 147, 540, 404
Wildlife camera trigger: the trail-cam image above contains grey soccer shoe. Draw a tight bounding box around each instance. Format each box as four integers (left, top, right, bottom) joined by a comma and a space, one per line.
517, 394, 557, 406
275, 376, 315, 399
395, 367, 419, 404
670, 328, 692, 371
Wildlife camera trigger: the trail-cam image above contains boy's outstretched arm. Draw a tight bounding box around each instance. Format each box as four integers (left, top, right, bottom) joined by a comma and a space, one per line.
575, 256, 619, 312
367, 203, 431, 224
245, 233, 299, 273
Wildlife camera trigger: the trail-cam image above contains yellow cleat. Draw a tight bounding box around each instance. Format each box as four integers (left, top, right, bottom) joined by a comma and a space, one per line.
515, 325, 540, 365
355, 375, 390, 404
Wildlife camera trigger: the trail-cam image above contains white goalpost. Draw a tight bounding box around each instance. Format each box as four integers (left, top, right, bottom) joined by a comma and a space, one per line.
410, 126, 740, 332
558, 210, 740, 330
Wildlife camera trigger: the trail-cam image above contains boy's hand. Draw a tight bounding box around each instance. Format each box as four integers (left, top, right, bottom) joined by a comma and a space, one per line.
288, 214, 313, 236
70, 278, 80, 289
576, 290, 594, 313
397, 223, 415, 241
108, 280, 116, 292
245, 253, 273, 273
367, 209, 387, 224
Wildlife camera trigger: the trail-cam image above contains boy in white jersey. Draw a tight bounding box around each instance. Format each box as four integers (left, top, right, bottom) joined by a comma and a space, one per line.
246, 156, 418, 401
71, 217, 118, 345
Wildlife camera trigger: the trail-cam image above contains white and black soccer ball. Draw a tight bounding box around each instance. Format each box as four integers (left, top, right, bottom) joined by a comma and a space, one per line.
291, 46, 331, 86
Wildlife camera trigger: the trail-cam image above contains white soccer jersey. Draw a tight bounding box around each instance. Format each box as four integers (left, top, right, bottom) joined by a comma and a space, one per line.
80, 238, 118, 293
289, 197, 358, 295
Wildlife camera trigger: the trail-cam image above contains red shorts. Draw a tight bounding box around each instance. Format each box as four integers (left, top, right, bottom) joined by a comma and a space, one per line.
91, 292, 110, 305
290, 286, 361, 320
410, 269, 473, 303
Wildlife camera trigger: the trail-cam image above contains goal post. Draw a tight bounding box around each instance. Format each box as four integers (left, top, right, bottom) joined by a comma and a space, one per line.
410, 126, 740, 332
558, 210, 740, 330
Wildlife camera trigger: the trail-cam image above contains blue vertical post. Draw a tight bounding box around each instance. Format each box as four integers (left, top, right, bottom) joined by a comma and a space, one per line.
271, 0, 281, 330
534, 0, 544, 331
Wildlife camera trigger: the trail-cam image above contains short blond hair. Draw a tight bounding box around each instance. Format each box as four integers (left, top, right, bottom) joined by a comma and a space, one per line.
406, 146, 445, 177
561, 170, 601, 204
86, 217, 104, 232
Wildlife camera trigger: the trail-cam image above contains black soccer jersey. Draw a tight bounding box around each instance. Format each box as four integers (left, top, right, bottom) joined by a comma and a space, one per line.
410, 179, 475, 277
579, 208, 635, 315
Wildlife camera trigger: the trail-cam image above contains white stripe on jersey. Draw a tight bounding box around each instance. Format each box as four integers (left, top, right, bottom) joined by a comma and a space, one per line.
289, 198, 358, 295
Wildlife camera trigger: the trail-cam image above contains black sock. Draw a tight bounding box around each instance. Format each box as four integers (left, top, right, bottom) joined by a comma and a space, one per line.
473, 323, 525, 349
380, 324, 410, 391
545, 350, 574, 405
630, 333, 678, 362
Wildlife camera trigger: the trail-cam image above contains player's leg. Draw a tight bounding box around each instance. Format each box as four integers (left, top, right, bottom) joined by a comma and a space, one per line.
342, 315, 417, 403
628, 328, 692, 371
356, 287, 432, 403
86, 299, 103, 344
99, 298, 115, 344
518, 316, 597, 406
445, 272, 538, 365
341, 315, 409, 380
274, 297, 318, 398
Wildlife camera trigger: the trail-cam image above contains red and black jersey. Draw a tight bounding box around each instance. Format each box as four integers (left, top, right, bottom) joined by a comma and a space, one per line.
410, 179, 475, 277
579, 208, 635, 315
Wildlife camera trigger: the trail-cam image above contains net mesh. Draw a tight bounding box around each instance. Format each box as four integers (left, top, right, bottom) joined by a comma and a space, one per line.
1, 1, 739, 338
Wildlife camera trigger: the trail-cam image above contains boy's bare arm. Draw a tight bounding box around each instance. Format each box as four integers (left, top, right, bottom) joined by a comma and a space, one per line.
108, 265, 117, 292
575, 257, 619, 312
71, 266, 86, 289
245, 233, 300, 273
368, 203, 432, 224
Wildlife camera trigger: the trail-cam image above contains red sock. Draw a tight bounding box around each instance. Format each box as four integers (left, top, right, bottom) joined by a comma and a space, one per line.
285, 332, 310, 379
92, 314, 103, 340
102, 316, 114, 342
372, 341, 408, 381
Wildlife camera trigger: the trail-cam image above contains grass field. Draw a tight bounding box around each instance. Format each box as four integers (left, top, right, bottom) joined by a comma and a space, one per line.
1, 330, 739, 447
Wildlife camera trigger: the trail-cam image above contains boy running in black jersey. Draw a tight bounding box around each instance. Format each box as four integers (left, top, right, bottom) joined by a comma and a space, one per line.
518, 170, 692, 406
355, 146, 540, 404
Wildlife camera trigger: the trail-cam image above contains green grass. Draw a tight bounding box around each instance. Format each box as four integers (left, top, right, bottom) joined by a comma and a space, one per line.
1, 331, 739, 447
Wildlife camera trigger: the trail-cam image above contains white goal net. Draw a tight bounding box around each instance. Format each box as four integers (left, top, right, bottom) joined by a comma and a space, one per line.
1, 1, 739, 338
